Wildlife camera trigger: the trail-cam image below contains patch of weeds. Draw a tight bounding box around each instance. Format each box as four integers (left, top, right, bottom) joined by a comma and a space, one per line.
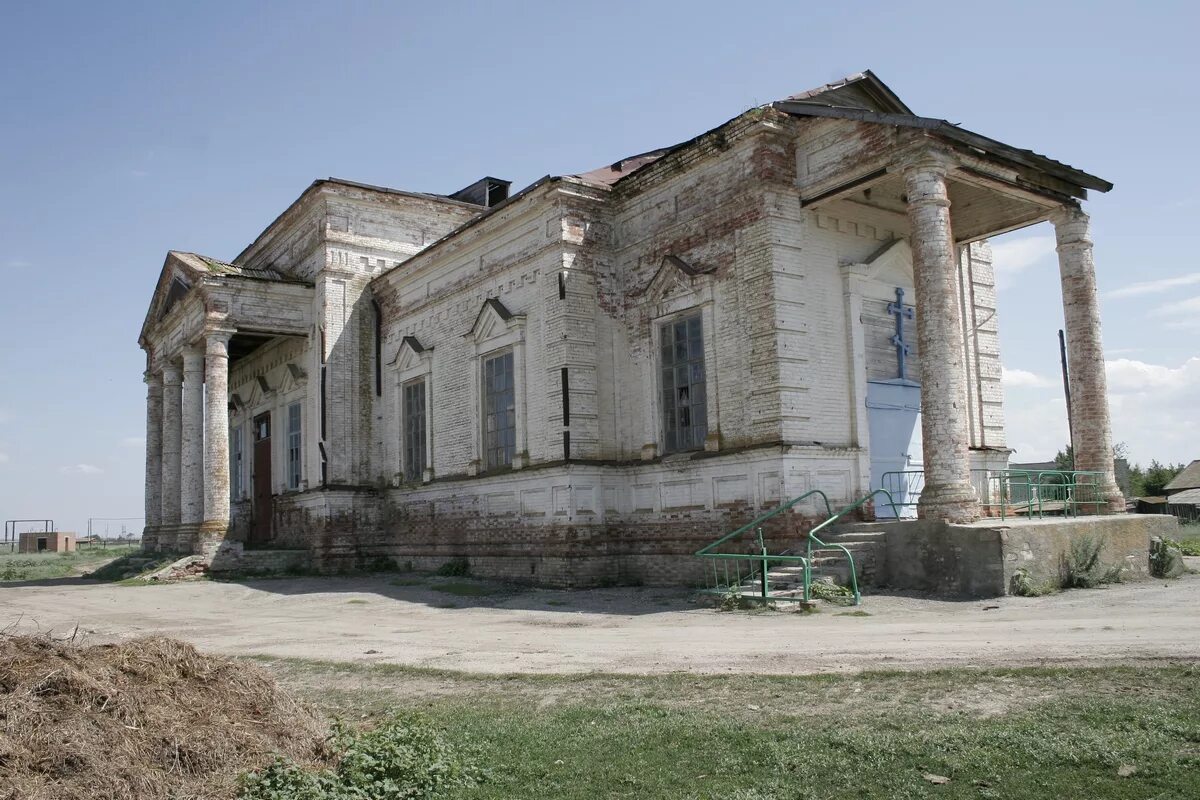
1150, 538, 1186, 578
390, 577, 425, 587
1010, 568, 1056, 597
718, 588, 772, 612
345, 599, 368, 605
432, 581, 498, 597
837, 610, 871, 617
545, 599, 569, 607
238, 713, 485, 799
808, 581, 855, 604
1060, 535, 1123, 589
433, 601, 461, 609
1177, 539, 1200, 557
435, 557, 470, 577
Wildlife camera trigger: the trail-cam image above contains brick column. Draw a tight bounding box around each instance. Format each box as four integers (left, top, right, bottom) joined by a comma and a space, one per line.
201, 329, 234, 538
160, 364, 183, 525
143, 370, 163, 530
905, 159, 979, 522
1053, 206, 1124, 512
180, 345, 205, 526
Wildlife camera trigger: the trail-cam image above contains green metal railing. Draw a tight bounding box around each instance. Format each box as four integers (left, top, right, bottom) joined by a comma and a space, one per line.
696, 488, 900, 606
880, 468, 1108, 519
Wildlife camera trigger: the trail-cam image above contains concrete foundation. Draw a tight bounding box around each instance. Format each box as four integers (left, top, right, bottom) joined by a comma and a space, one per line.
866, 514, 1177, 597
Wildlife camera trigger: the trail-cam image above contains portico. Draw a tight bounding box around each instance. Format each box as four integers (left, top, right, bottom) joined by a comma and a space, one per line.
139, 251, 313, 553
776, 93, 1123, 521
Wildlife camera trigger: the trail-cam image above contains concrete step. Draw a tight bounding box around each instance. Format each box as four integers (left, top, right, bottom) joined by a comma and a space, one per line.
817, 531, 889, 544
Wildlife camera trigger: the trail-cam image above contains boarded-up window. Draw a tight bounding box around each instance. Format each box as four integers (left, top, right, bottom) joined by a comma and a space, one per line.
403, 379, 427, 481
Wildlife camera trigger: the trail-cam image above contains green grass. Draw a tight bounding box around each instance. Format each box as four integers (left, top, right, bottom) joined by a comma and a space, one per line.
390, 577, 427, 587
256, 659, 1200, 799
0, 545, 140, 582
346, 598, 369, 605
432, 581, 502, 597
1176, 524, 1200, 556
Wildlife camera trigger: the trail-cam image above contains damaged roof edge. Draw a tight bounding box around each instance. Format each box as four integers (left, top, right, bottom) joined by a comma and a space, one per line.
372, 175, 560, 286
771, 101, 1113, 193
232, 177, 489, 267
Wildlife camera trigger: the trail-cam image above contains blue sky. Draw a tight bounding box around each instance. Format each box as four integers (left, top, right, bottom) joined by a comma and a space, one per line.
1, 1, 1197, 533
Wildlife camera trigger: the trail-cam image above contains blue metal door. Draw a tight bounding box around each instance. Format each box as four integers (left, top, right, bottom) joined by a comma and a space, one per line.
867, 380, 922, 518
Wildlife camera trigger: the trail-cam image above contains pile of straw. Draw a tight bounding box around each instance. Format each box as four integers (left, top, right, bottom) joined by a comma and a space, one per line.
0, 635, 327, 799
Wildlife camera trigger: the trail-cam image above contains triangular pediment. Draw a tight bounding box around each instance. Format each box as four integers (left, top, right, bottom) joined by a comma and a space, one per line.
139, 251, 208, 345
780, 70, 913, 115
390, 336, 428, 370
466, 298, 522, 341
862, 238, 914, 286
641, 255, 715, 303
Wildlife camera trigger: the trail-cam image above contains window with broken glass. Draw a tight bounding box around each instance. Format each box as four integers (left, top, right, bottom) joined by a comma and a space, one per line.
483, 351, 515, 469
403, 379, 426, 481
660, 313, 707, 453
286, 402, 302, 490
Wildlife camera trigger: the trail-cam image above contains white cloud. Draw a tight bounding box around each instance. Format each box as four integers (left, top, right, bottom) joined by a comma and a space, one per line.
1106, 272, 1200, 299
1155, 295, 1200, 316
1004, 358, 1200, 465
990, 235, 1056, 290
60, 463, 103, 476
1104, 357, 1200, 465
1002, 367, 1056, 389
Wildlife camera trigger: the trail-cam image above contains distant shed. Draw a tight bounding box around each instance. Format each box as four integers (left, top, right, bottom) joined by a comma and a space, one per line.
18, 531, 75, 554
1166, 488, 1200, 524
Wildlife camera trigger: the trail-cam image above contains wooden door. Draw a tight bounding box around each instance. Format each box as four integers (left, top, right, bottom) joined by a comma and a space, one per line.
252, 412, 272, 545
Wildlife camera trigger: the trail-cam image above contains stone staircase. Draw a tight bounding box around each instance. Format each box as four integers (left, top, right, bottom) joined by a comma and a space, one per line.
733, 522, 890, 599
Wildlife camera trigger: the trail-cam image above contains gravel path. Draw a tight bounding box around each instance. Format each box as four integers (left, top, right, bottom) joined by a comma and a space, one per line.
4, 568, 1198, 675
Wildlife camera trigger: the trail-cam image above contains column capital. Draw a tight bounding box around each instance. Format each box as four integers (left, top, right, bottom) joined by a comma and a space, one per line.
902, 157, 954, 211
204, 327, 236, 357
1051, 204, 1092, 249
182, 343, 206, 367
896, 147, 959, 179
161, 363, 183, 384
144, 370, 163, 387
204, 325, 236, 344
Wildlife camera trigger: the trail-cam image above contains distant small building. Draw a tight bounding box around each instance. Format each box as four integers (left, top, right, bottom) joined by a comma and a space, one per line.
1165, 488, 1200, 524
18, 531, 75, 554
1163, 460, 1200, 498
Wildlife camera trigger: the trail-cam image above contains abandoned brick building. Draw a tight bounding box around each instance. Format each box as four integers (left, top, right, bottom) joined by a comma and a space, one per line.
138, 71, 1126, 586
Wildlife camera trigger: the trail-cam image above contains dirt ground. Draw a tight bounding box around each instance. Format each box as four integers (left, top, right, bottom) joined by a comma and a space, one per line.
3, 568, 1198, 675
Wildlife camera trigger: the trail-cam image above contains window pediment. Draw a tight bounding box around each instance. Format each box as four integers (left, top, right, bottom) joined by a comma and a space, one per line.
641, 255, 716, 317
465, 298, 525, 346
390, 336, 431, 374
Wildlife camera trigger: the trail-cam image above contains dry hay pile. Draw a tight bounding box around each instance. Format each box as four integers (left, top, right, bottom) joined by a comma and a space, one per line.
0, 635, 328, 799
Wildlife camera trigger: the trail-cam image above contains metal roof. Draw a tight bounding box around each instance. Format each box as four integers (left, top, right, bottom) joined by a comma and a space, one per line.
1167, 487, 1200, 505
1165, 460, 1200, 493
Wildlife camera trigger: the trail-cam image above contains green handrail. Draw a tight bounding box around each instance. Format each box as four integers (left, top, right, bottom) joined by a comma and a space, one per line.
802, 488, 899, 605
695, 489, 833, 556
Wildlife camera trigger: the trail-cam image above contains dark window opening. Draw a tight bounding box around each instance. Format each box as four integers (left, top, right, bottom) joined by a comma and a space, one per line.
403, 379, 427, 481
558, 272, 566, 299
660, 313, 708, 453
563, 431, 570, 461
483, 351, 516, 469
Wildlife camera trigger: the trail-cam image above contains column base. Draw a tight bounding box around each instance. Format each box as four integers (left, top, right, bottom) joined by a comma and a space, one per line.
917, 482, 980, 523
197, 519, 231, 545
140, 525, 163, 553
